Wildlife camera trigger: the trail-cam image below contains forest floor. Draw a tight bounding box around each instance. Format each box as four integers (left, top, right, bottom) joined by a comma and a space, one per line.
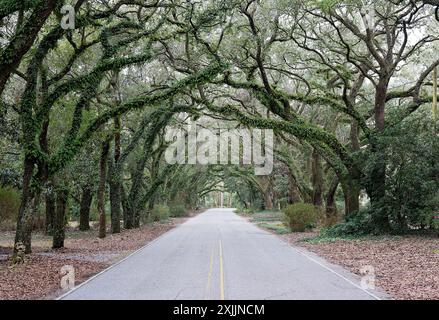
283, 232, 439, 300
246, 210, 439, 300
0, 213, 198, 300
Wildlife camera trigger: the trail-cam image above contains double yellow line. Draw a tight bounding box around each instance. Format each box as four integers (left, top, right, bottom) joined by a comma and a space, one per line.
219, 240, 225, 300
205, 240, 225, 300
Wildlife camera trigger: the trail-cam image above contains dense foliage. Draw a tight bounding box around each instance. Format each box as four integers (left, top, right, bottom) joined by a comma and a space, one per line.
283, 203, 317, 232
0, 0, 438, 256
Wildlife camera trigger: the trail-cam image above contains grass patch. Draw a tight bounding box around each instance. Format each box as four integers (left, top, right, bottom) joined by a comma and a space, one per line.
301, 233, 400, 244
257, 222, 289, 234
301, 234, 360, 244
251, 210, 284, 222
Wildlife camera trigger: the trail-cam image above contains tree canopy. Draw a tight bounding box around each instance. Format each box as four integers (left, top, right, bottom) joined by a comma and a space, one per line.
0, 0, 438, 255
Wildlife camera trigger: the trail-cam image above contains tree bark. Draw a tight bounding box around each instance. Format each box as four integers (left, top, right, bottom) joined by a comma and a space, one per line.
0, 0, 43, 19
133, 205, 142, 228
14, 155, 36, 253
311, 149, 324, 207
52, 187, 68, 249
79, 185, 93, 231
288, 182, 301, 204
109, 116, 122, 234
98, 139, 110, 239
121, 184, 133, 229
325, 177, 339, 218
368, 78, 390, 230
350, 120, 360, 151
341, 180, 360, 216
0, 0, 59, 95
109, 172, 122, 233
264, 188, 273, 210
45, 190, 55, 235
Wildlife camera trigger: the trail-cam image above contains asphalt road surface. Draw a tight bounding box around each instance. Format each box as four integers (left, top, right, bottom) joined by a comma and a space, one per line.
61, 208, 385, 300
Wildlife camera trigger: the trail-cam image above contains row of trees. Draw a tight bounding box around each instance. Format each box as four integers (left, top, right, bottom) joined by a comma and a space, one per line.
0, 0, 233, 254
0, 0, 438, 256
167, 0, 439, 233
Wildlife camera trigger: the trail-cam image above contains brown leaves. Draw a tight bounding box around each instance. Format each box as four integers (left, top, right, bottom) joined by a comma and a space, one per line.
0, 217, 187, 300
284, 234, 439, 300
0, 255, 106, 300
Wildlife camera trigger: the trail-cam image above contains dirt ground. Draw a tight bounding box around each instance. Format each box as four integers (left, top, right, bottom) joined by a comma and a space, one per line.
243, 210, 439, 300
4, 210, 438, 300
0, 216, 192, 300
280, 232, 439, 300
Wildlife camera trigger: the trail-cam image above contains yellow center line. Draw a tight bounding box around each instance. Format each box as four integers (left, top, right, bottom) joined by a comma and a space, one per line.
219, 240, 225, 300
204, 247, 214, 300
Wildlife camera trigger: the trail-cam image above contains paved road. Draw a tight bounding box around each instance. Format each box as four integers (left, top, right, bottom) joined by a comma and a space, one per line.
62, 208, 383, 300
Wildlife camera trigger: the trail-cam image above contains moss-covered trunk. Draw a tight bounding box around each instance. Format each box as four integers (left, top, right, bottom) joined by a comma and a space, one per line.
311, 149, 323, 207
341, 179, 360, 217
98, 139, 110, 239
121, 184, 133, 229
0, 0, 59, 95
109, 116, 121, 234
79, 185, 93, 231
45, 190, 55, 235
14, 156, 36, 253
52, 187, 68, 249
367, 78, 391, 231
325, 177, 339, 218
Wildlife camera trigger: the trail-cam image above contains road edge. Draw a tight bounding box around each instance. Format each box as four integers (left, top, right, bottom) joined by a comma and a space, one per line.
56, 210, 206, 300
243, 213, 393, 300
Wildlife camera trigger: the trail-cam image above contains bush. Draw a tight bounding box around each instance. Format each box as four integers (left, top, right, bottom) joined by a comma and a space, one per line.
283, 203, 317, 232
150, 205, 170, 222
361, 115, 439, 232
322, 209, 375, 237
169, 204, 188, 217
235, 206, 254, 214
234, 205, 245, 214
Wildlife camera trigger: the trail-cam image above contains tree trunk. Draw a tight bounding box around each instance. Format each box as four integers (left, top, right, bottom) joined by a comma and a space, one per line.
52, 187, 68, 249
133, 205, 141, 228
0, 0, 59, 96
325, 177, 339, 218
121, 184, 133, 229
350, 120, 360, 151
368, 78, 390, 230
45, 190, 55, 235
98, 139, 110, 239
109, 176, 121, 233
146, 199, 155, 224
109, 116, 122, 233
79, 185, 93, 231
311, 149, 324, 207
14, 155, 36, 254
433, 67, 438, 134
341, 180, 360, 216
264, 189, 273, 210
40, 117, 52, 235
288, 175, 302, 204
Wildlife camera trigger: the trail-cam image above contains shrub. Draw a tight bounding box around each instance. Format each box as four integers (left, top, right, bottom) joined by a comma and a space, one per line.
432, 216, 439, 235
361, 114, 439, 232
169, 204, 188, 217
234, 205, 245, 214
150, 205, 170, 222
283, 203, 317, 232
322, 209, 374, 237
